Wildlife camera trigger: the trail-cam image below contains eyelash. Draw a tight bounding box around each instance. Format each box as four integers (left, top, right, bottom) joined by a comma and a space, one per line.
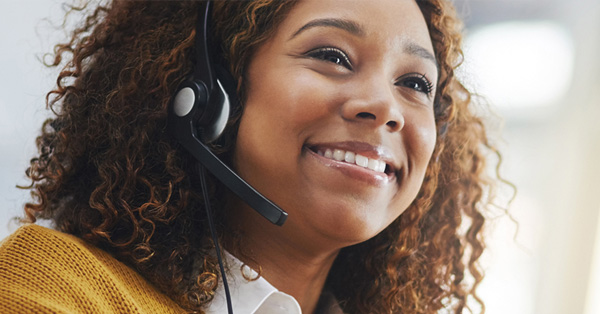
306, 47, 353, 70
306, 47, 435, 96
397, 73, 435, 96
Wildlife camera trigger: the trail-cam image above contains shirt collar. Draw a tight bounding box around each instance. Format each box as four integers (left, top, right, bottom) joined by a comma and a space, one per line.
203, 251, 302, 314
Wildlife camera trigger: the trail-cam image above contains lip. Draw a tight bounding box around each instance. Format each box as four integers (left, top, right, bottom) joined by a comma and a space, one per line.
304, 141, 400, 186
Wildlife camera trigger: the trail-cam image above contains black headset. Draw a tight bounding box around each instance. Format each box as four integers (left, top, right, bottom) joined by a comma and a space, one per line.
168, 1, 287, 226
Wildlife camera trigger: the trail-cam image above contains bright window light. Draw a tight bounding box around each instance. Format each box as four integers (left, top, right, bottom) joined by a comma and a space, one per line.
461, 21, 575, 110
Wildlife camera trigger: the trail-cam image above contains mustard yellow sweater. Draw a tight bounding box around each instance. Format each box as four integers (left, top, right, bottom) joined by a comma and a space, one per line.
0, 224, 186, 314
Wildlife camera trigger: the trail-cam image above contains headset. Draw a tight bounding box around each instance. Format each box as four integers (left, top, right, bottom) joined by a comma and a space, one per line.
168, 1, 288, 227
168, 2, 288, 312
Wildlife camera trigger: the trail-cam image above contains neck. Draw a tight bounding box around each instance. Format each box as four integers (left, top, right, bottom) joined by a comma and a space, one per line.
226, 202, 341, 314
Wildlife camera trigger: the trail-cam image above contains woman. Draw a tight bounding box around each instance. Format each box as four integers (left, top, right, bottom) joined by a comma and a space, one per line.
0, 0, 498, 313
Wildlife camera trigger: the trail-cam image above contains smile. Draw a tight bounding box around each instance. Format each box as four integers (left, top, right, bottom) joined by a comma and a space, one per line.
316, 148, 387, 173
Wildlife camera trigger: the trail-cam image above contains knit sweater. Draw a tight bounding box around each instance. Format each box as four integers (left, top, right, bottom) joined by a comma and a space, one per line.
0, 224, 185, 314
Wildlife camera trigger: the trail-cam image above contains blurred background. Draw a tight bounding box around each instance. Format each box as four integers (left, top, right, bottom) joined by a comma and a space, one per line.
1, 0, 599, 313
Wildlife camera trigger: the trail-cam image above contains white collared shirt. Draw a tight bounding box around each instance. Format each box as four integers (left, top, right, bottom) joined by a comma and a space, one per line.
203, 252, 344, 314
203, 252, 302, 314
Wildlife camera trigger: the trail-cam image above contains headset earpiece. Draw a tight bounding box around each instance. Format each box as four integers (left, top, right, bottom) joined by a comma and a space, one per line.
202, 78, 230, 143
172, 79, 206, 120
172, 77, 230, 143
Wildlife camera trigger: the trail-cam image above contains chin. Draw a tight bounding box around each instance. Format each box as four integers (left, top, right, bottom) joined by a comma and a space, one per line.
307, 200, 403, 248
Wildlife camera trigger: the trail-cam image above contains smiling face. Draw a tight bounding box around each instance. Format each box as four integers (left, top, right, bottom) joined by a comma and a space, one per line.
230, 0, 438, 248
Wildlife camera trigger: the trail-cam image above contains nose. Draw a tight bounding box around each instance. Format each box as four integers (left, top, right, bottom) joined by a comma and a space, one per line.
341, 76, 405, 132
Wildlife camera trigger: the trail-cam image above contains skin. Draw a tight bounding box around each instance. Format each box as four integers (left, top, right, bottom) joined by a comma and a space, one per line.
226, 0, 438, 312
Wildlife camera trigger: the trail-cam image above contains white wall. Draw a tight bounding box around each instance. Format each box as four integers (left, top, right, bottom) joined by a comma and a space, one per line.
0, 0, 65, 239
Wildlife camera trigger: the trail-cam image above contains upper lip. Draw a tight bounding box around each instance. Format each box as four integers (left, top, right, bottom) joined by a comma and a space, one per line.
306, 141, 400, 174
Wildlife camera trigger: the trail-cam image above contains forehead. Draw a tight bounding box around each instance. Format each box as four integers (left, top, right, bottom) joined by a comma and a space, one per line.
276, 0, 434, 54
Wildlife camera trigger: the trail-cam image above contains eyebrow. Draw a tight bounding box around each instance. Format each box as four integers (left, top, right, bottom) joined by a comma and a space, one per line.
290, 18, 365, 39
404, 42, 438, 68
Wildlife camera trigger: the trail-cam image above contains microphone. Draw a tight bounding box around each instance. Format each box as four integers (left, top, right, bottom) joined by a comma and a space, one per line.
168, 97, 287, 226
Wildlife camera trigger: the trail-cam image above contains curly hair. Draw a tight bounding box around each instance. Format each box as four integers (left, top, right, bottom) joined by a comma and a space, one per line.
21, 0, 500, 313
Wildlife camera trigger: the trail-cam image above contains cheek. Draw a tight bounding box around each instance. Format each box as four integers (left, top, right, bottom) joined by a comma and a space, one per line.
232, 73, 327, 186
244, 71, 339, 138
420, 119, 437, 157
407, 113, 437, 170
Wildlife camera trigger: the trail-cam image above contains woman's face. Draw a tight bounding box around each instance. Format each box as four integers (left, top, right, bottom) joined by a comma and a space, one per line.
232, 0, 438, 247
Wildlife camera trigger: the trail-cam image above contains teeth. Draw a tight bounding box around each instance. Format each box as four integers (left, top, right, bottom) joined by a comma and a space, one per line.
333, 149, 345, 161
377, 161, 386, 172
368, 158, 379, 171
316, 148, 388, 173
344, 151, 355, 163
355, 154, 368, 167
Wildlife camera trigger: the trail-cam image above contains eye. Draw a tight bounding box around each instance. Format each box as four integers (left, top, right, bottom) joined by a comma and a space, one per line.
397, 73, 435, 96
306, 47, 353, 70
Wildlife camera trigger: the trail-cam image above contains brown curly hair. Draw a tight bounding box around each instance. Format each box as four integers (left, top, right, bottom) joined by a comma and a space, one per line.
22, 0, 500, 313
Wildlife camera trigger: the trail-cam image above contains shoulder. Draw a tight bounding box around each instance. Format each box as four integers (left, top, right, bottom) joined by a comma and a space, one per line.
0, 224, 184, 314
0, 223, 124, 274
1, 223, 100, 262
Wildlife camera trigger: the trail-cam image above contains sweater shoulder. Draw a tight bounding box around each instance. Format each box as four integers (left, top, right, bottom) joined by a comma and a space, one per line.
0, 224, 184, 314
1, 223, 101, 260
